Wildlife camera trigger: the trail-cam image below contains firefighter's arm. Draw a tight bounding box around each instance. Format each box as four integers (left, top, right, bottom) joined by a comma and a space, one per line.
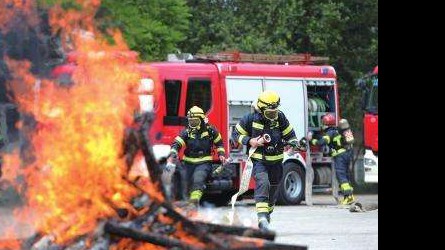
169, 130, 187, 157
211, 127, 226, 157
279, 113, 300, 148
232, 115, 252, 146
310, 132, 332, 146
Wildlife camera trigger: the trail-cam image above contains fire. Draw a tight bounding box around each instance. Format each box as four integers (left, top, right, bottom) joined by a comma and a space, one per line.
0, 0, 153, 245
112, 238, 164, 250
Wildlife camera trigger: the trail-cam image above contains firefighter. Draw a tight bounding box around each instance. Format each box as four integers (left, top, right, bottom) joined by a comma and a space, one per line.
232, 90, 300, 230
308, 113, 356, 205
168, 106, 226, 205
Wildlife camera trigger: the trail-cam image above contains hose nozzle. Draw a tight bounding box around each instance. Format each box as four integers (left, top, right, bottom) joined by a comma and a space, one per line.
263, 133, 271, 143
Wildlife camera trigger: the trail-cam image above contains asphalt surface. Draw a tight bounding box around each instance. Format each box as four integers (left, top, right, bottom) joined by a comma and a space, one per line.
271, 195, 378, 250
196, 194, 378, 250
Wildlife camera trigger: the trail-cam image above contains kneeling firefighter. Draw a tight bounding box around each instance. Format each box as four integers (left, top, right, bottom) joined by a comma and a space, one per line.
232, 90, 301, 230
308, 113, 356, 205
168, 106, 226, 205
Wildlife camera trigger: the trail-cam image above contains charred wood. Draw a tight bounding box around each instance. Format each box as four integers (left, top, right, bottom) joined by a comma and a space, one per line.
104, 221, 199, 250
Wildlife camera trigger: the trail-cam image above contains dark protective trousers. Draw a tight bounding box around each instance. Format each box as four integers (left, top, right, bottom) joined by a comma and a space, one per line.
173, 163, 188, 200
252, 160, 283, 205
184, 162, 212, 193
333, 149, 352, 184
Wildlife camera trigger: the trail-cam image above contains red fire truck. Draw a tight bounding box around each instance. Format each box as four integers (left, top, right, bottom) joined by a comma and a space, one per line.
52, 52, 344, 205
358, 66, 378, 183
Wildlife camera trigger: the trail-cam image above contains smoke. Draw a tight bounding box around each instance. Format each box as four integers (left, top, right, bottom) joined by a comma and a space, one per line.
195, 203, 257, 228
1, 4, 61, 93
0, 2, 63, 146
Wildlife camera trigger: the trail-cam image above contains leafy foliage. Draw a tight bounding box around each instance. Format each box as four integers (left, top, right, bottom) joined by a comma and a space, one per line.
99, 0, 190, 61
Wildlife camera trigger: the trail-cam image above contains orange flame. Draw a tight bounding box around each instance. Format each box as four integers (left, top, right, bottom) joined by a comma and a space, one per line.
0, 0, 158, 245
112, 238, 165, 250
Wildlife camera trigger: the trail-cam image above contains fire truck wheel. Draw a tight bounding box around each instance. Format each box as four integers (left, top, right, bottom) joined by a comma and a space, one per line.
202, 191, 236, 207
276, 162, 305, 205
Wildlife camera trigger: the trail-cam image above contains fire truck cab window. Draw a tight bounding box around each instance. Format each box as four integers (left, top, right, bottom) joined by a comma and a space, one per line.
366, 77, 378, 113
185, 79, 212, 113
164, 80, 182, 116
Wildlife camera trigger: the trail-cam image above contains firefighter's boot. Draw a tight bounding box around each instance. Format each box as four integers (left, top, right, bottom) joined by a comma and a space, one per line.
267, 205, 274, 223
340, 182, 355, 205
256, 202, 270, 230
187, 190, 202, 210
257, 212, 270, 230
182, 191, 201, 217
341, 195, 356, 205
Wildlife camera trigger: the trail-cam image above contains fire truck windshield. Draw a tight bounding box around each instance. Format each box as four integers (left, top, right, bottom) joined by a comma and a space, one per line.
366, 76, 378, 113
362, 75, 378, 114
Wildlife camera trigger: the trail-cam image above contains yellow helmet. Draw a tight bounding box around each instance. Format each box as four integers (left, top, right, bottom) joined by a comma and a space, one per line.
187, 106, 205, 119
257, 90, 280, 110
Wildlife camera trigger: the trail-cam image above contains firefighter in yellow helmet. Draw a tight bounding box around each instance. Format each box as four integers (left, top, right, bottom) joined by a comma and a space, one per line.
168, 106, 226, 205
232, 90, 301, 230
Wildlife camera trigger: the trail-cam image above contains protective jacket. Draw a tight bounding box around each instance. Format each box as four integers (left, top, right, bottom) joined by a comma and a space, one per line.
170, 124, 225, 164
232, 111, 298, 164
310, 127, 352, 157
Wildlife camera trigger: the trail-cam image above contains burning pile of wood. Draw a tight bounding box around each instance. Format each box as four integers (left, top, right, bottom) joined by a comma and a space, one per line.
4, 113, 305, 250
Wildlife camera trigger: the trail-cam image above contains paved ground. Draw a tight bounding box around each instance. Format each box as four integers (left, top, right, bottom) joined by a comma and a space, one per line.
195, 194, 378, 250
271, 195, 378, 250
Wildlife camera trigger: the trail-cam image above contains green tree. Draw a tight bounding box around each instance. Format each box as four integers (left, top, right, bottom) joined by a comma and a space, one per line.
37, 0, 192, 61
100, 0, 191, 61
181, 0, 348, 55
333, 0, 378, 143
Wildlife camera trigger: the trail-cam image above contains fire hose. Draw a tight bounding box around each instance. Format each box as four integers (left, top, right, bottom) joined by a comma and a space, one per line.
229, 134, 271, 219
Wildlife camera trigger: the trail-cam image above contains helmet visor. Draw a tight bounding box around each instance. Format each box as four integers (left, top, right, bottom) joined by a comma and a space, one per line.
188, 117, 201, 128
263, 109, 278, 120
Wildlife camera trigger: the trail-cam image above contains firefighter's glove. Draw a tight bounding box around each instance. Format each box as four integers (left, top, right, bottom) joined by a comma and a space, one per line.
249, 136, 265, 148
306, 131, 313, 141
165, 153, 177, 172
164, 161, 176, 172
287, 140, 299, 150
213, 165, 224, 175
219, 155, 227, 165
167, 152, 177, 162
298, 138, 308, 151
168, 151, 178, 159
